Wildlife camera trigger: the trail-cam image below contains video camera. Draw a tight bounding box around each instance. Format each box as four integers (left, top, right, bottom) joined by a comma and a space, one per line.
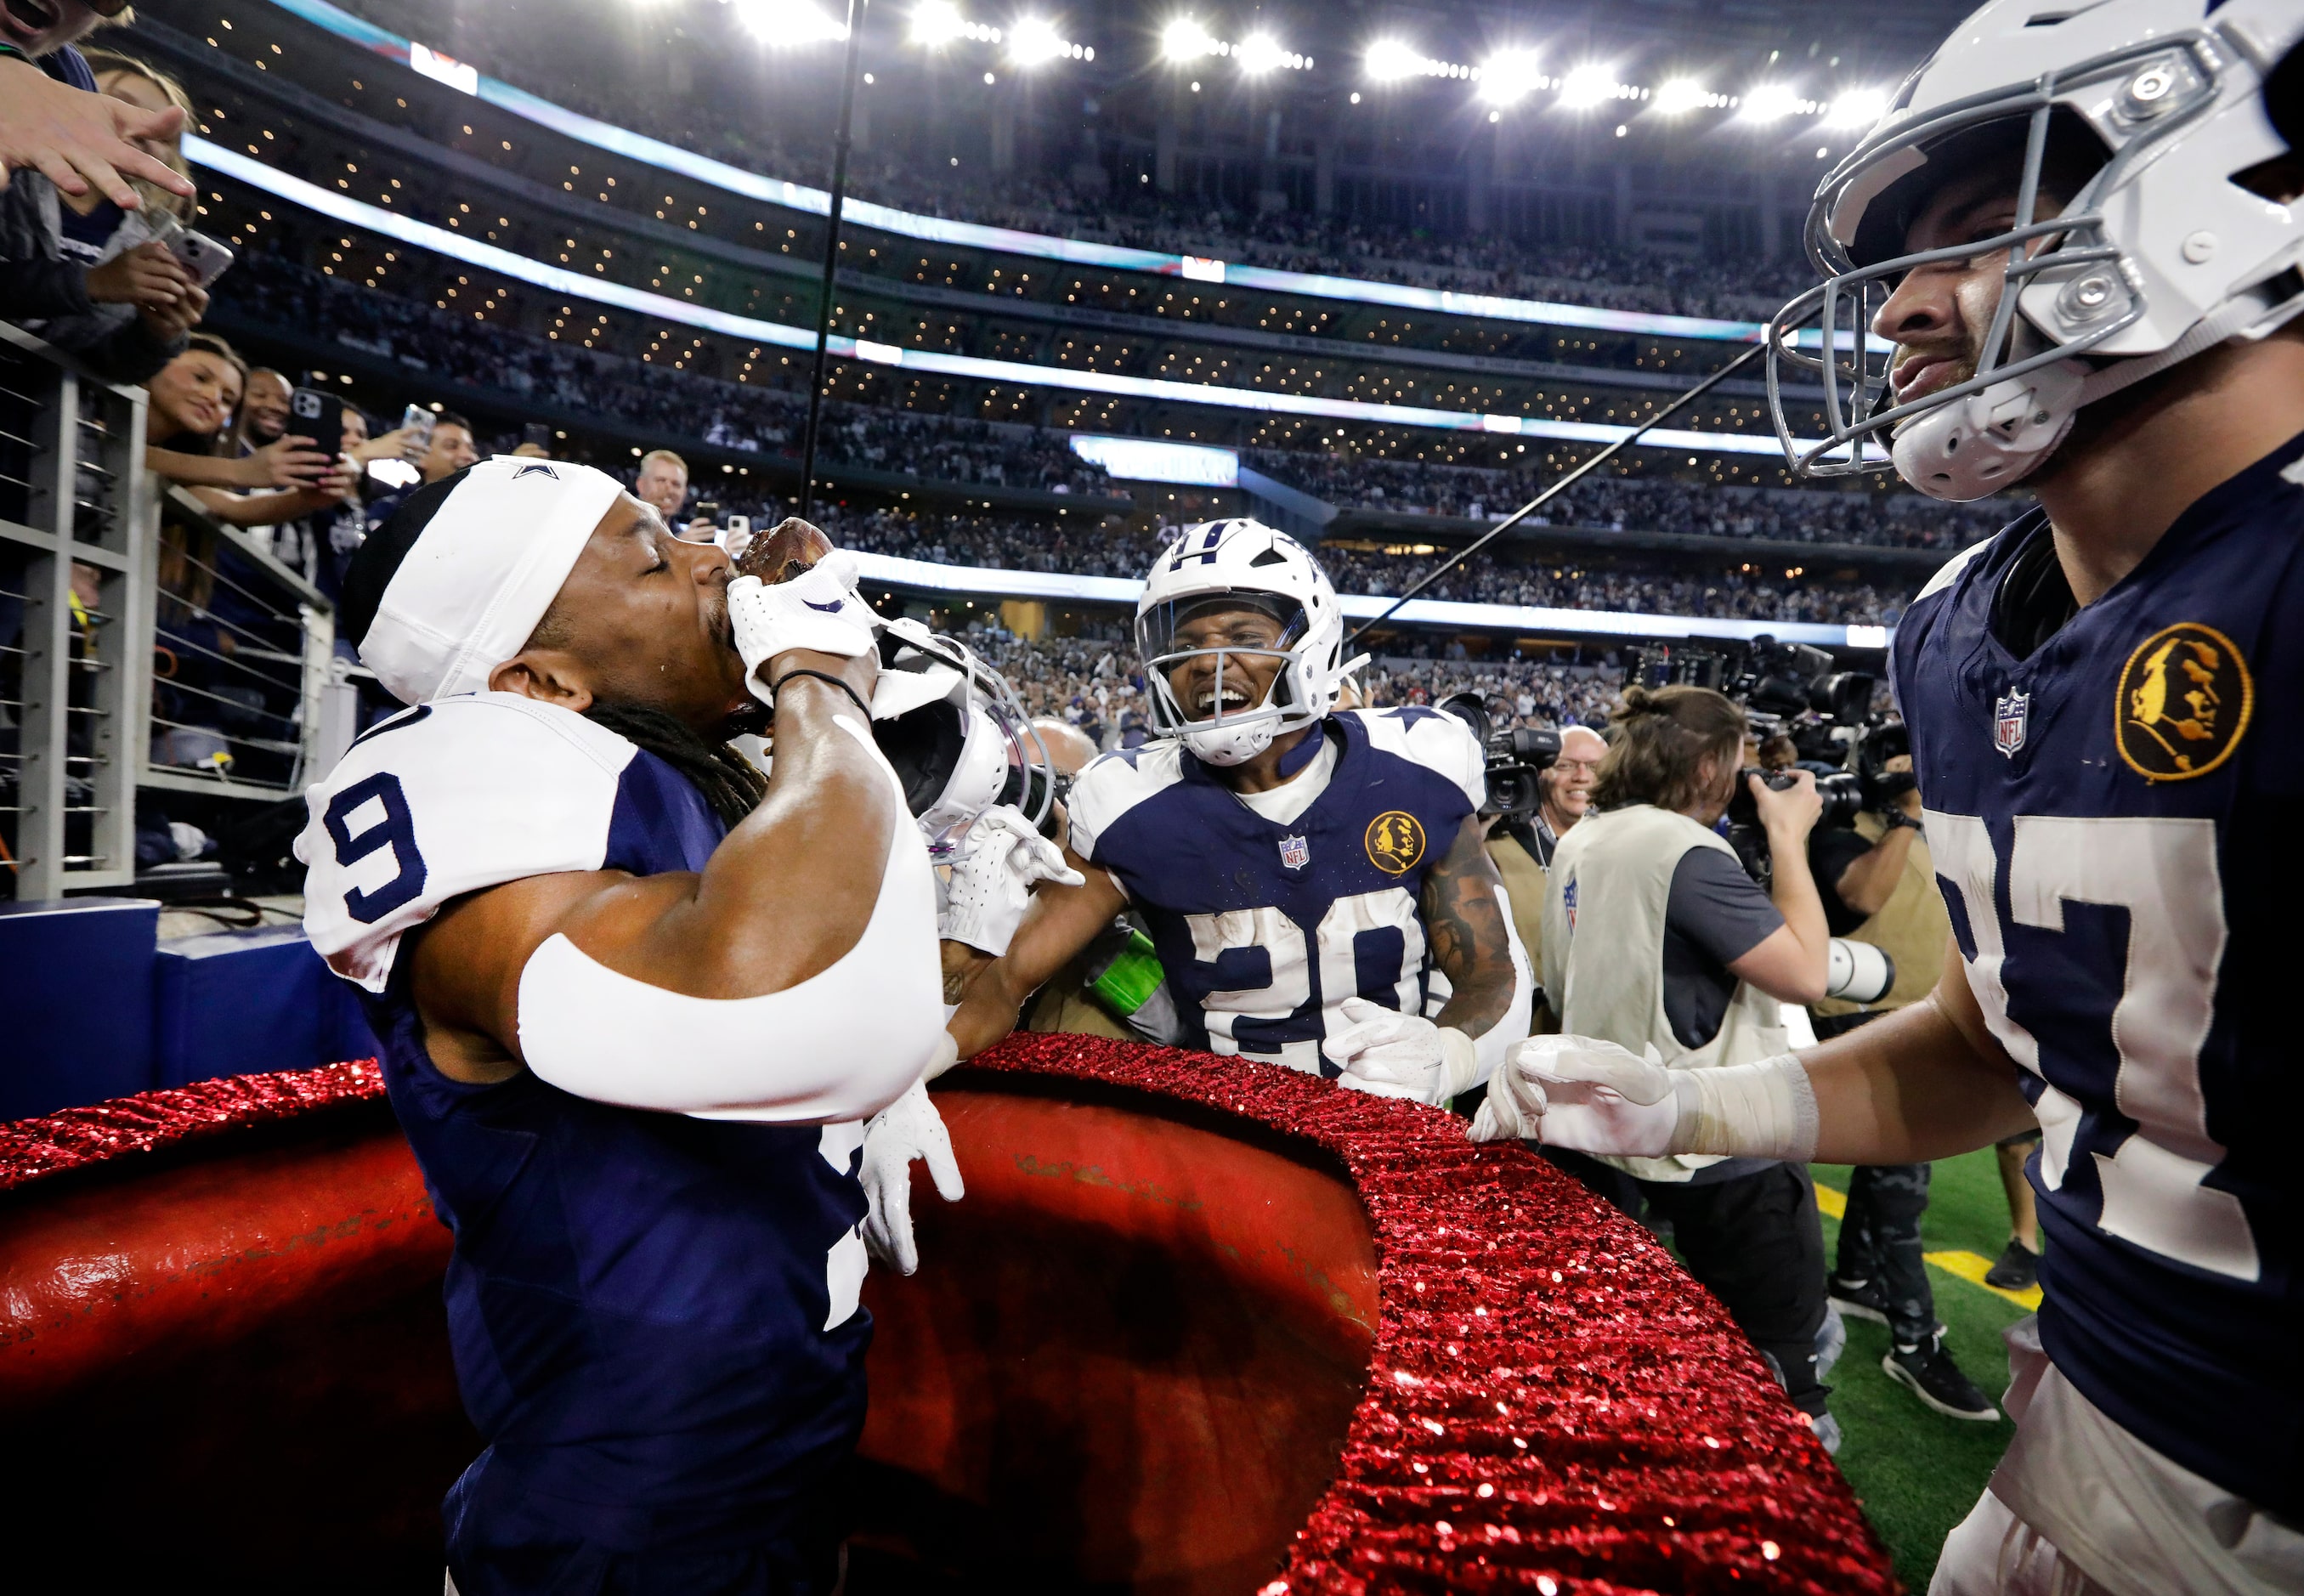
1435, 693, 1560, 828
1629, 637, 1877, 767
1631, 636, 1910, 887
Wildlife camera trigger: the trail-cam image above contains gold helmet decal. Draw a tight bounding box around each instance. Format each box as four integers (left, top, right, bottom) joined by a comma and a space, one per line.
2115, 623, 2253, 782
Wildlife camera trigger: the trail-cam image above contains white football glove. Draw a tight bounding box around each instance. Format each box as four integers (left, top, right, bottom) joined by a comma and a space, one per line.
726, 553, 880, 705
1325, 996, 1480, 1106
1469, 1034, 1679, 1154
937, 805, 1085, 957
859, 1078, 965, 1276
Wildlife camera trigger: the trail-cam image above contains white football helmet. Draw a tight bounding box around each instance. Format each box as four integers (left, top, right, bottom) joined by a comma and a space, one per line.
1136, 518, 1361, 767
1766, 0, 2304, 501
870, 615, 1055, 859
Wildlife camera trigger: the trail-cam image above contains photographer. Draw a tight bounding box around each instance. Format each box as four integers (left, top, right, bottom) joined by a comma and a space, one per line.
1485, 723, 1603, 1029
1518, 685, 1842, 1445
1808, 727, 1998, 1422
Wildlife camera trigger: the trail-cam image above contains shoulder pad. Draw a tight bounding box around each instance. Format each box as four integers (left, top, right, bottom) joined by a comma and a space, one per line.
296, 694, 638, 992
1347, 706, 1486, 811
1065, 741, 1186, 864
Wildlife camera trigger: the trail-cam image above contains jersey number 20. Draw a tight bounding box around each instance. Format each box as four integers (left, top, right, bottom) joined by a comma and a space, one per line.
1929, 811, 2258, 1282
1184, 886, 1425, 1073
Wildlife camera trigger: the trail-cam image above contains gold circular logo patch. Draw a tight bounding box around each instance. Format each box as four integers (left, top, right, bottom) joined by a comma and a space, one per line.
1364, 811, 1427, 874
2115, 622, 2253, 782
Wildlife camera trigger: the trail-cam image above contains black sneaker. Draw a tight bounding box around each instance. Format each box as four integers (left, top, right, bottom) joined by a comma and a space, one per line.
1883, 1337, 2000, 1422
1827, 1273, 1889, 1326
1984, 1239, 2041, 1291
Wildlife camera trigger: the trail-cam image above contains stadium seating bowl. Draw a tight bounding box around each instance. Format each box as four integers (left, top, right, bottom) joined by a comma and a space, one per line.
0, 1070, 1374, 1592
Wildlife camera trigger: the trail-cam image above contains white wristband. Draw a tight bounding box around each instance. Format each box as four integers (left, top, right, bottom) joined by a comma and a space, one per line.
1669, 1053, 1820, 1163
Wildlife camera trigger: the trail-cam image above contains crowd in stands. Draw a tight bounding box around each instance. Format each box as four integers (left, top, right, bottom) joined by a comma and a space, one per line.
1253, 450, 2018, 551
813, 507, 1900, 625
224, 254, 1113, 496
215, 253, 1990, 557
1319, 547, 1894, 626
336, 1, 1812, 323
962, 625, 1628, 752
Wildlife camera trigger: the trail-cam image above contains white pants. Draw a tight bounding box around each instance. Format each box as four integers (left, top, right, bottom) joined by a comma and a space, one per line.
1931, 1319, 2304, 1596
1932, 1490, 2114, 1596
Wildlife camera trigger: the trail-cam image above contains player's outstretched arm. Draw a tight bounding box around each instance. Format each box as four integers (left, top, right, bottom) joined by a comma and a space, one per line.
1799, 935, 2039, 1163
946, 847, 1128, 1061
1481, 936, 2037, 1163
407, 656, 923, 1121
1423, 813, 1526, 1044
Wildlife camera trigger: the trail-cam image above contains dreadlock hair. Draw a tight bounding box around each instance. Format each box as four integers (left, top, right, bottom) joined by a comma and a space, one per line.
579, 700, 767, 833
519, 596, 768, 832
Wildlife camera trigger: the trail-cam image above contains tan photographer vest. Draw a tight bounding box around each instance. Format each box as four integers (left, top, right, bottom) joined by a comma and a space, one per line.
1542, 804, 1788, 1183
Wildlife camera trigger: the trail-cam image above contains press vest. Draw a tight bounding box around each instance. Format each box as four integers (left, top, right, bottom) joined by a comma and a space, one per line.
1542, 803, 1787, 1183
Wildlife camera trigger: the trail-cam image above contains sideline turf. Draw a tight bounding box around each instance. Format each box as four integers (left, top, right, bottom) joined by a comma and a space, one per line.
1812, 1149, 2032, 1593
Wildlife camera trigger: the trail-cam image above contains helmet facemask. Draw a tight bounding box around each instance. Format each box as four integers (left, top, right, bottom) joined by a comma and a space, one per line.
1139, 593, 1325, 767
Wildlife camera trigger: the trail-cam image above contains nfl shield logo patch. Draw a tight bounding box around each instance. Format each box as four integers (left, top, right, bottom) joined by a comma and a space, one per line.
1994, 688, 2029, 757
1278, 835, 1310, 870
1562, 876, 1579, 933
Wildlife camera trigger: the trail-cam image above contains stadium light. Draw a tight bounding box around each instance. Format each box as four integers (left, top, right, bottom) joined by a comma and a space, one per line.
1236, 34, 1304, 74
1559, 65, 1627, 110
1365, 37, 1422, 81
1741, 83, 1820, 122
1653, 77, 1724, 114
910, 1, 998, 45
1477, 50, 1543, 106
1163, 18, 1219, 62
1009, 17, 1063, 65
1826, 87, 1890, 129
734, 0, 847, 42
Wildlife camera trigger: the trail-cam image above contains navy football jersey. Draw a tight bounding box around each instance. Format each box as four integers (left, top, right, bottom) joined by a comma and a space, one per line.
1066, 708, 1484, 1075
297, 696, 871, 1550
1894, 432, 2304, 1514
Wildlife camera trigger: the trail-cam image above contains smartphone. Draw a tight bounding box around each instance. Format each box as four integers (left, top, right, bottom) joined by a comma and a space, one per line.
290, 385, 345, 452
521, 422, 552, 451
693, 500, 721, 526
400, 405, 436, 461
165, 227, 236, 288
723, 513, 750, 540
718, 514, 753, 558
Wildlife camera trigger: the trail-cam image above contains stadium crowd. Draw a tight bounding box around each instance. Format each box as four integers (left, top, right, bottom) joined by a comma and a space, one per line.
207, 253, 1989, 556
1254, 450, 2017, 550
962, 625, 1627, 752
326, 0, 1808, 322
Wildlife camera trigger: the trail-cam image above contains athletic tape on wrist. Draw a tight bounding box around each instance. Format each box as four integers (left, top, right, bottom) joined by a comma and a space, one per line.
1670, 1054, 1820, 1163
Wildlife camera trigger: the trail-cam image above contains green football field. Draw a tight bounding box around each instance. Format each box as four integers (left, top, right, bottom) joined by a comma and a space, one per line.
1809, 1150, 2038, 1593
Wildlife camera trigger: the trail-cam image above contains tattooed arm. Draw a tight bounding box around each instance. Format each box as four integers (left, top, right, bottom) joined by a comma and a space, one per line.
1422, 812, 1525, 1040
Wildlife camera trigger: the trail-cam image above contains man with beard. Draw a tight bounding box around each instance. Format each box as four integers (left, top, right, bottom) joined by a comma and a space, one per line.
298, 458, 953, 1593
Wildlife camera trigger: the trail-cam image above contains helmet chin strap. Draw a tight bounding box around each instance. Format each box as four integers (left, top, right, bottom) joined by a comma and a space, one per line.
1894, 291, 2297, 501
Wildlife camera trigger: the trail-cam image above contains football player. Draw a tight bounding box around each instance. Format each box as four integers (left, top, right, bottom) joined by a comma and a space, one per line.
945, 518, 1531, 1104
1475, 4, 2304, 1592
298, 461, 957, 1593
